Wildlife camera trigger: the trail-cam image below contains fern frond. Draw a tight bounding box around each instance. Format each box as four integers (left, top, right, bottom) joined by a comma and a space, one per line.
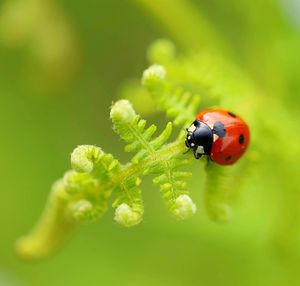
110, 99, 173, 163
112, 179, 144, 227
71, 199, 106, 223
71, 145, 122, 179
110, 99, 195, 219
142, 65, 201, 128
153, 168, 195, 219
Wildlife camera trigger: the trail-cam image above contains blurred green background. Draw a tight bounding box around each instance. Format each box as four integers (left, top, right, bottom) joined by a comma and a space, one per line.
1, 0, 300, 285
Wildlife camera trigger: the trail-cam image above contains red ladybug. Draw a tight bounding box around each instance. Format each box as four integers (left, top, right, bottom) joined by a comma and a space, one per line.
185, 109, 250, 165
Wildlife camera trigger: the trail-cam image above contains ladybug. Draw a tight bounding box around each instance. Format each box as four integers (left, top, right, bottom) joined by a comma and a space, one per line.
185, 109, 250, 165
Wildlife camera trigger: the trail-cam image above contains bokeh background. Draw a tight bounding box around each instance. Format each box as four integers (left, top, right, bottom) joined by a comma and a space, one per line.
1, 0, 300, 285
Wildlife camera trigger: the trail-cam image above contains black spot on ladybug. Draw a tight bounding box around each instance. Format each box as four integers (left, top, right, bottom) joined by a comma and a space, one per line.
239, 134, 245, 144
227, 111, 237, 118
213, 121, 226, 137
225, 155, 232, 161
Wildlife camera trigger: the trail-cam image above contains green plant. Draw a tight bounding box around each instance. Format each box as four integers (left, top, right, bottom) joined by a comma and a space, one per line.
16, 39, 258, 261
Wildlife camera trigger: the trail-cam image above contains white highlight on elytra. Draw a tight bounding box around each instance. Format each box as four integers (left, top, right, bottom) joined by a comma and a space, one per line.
213, 134, 219, 142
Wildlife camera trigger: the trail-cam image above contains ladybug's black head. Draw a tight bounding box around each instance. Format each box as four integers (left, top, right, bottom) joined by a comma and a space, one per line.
185, 120, 214, 159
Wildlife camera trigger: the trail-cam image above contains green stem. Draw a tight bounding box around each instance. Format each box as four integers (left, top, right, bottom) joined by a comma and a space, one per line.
204, 162, 233, 223
102, 140, 186, 192
16, 182, 76, 260
16, 140, 187, 259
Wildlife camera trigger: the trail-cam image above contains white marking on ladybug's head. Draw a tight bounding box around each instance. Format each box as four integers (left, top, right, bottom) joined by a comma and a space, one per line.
188, 124, 196, 132
191, 143, 195, 147
188, 136, 191, 140
196, 145, 204, 154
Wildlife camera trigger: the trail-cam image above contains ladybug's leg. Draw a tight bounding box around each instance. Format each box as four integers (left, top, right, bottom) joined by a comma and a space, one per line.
194, 145, 205, 160
194, 152, 202, 160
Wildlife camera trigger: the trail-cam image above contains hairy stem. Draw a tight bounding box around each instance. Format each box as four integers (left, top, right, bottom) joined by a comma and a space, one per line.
106, 140, 185, 191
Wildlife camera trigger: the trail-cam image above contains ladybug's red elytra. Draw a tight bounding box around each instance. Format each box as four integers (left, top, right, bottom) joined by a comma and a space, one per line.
185, 109, 250, 165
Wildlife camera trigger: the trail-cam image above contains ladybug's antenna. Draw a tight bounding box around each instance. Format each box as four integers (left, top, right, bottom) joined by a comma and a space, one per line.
183, 147, 191, 155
